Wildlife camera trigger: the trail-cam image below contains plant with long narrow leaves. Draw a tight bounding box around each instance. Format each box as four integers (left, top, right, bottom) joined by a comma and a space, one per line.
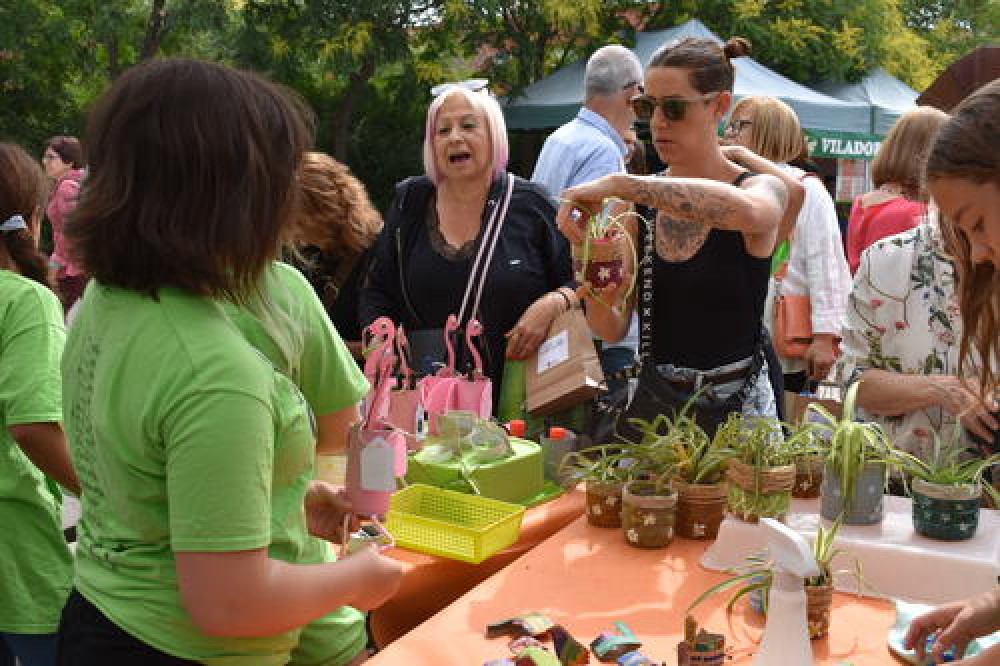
806, 381, 895, 510
892, 426, 1000, 506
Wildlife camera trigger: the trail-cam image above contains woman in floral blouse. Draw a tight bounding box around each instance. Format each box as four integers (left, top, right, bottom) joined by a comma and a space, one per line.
841, 214, 997, 461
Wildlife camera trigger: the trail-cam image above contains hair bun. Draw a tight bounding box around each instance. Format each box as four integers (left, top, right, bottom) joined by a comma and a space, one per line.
724, 37, 752, 59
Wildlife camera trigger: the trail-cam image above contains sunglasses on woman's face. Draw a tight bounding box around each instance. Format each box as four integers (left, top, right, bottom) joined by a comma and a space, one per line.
630, 92, 720, 122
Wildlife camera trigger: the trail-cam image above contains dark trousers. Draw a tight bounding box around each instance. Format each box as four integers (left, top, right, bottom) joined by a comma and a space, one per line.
57, 590, 196, 665
762, 330, 785, 423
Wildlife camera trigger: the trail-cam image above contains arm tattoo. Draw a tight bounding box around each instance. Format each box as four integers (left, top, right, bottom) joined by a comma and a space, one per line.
634, 179, 739, 225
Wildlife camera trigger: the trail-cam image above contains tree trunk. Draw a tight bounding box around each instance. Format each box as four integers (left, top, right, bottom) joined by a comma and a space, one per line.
330, 54, 376, 162
139, 0, 171, 62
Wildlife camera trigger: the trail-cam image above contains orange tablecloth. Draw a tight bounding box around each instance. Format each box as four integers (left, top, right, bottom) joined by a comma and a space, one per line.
369, 514, 898, 665
370, 490, 586, 647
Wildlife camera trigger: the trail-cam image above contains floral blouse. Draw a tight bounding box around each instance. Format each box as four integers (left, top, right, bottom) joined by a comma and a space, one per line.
841, 221, 985, 460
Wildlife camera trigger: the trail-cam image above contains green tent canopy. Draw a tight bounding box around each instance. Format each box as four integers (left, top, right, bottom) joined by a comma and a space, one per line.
502, 19, 873, 138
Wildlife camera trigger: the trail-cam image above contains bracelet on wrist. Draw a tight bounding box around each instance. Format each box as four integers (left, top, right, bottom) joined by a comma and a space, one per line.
554, 289, 572, 312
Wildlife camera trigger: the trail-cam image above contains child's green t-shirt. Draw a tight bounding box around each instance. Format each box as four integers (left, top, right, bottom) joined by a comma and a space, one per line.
0, 270, 72, 634
63, 263, 367, 664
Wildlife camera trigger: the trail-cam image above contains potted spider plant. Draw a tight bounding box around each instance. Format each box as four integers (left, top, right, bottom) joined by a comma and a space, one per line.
892, 428, 1000, 541
718, 414, 802, 522
807, 382, 894, 525
615, 414, 681, 548
570, 201, 640, 292
559, 444, 633, 528
631, 410, 736, 539
688, 518, 859, 640
787, 420, 826, 499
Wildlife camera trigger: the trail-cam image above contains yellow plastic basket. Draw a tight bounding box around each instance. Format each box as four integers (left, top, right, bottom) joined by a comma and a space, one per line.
386, 484, 525, 564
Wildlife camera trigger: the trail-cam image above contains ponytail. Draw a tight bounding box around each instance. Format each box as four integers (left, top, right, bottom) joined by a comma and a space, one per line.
2, 228, 50, 287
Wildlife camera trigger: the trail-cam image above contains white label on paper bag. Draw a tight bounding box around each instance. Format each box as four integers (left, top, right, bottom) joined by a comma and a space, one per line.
360, 437, 396, 491
536, 330, 569, 373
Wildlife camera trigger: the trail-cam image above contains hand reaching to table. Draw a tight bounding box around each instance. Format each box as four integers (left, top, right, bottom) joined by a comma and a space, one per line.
903, 587, 1000, 663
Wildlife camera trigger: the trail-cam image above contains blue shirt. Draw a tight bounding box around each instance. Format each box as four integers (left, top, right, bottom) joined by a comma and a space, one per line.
531, 108, 626, 198
531, 108, 638, 356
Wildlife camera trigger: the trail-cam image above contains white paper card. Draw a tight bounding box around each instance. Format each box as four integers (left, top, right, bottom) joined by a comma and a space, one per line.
536, 330, 569, 373
360, 437, 396, 491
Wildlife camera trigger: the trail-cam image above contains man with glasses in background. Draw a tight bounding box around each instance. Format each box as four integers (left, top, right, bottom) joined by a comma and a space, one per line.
531, 44, 644, 388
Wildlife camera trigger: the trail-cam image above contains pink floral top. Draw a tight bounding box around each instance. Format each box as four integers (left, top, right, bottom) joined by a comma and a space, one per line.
841, 221, 983, 459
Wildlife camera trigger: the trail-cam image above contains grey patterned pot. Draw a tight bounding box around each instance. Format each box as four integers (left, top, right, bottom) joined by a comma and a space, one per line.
820, 462, 885, 525
912, 479, 981, 541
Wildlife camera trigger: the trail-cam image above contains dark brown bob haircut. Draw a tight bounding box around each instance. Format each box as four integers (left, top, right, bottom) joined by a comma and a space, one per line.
648, 37, 751, 94
67, 58, 315, 302
45, 136, 84, 168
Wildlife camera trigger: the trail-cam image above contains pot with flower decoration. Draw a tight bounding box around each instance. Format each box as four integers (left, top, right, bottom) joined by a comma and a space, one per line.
559, 445, 632, 528
621, 478, 678, 548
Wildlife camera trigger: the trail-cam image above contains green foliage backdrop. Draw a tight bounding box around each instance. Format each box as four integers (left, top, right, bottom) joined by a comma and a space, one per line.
0, 0, 993, 210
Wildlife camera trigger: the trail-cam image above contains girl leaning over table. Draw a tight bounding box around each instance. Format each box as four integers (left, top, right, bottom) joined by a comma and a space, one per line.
56, 58, 401, 665
0, 143, 80, 666
557, 37, 802, 427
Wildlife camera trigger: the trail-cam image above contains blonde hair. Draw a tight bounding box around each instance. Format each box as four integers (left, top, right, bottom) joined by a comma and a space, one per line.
291, 151, 382, 257
730, 96, 805, 163
872, 106, 949, 200
422, 87, 509, 185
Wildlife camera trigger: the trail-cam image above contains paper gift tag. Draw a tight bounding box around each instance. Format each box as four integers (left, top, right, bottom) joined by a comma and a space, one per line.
360, 436, 396, 492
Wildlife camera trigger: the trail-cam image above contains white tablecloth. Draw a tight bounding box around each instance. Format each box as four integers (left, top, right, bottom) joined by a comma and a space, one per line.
702, 496, 999, 605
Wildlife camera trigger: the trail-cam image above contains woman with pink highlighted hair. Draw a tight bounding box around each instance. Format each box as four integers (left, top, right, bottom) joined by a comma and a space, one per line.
360, 82, 574, 406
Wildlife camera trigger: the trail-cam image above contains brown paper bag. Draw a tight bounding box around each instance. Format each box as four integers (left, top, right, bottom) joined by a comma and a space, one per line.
785, 381, 843, 425
525, 305, 604, 416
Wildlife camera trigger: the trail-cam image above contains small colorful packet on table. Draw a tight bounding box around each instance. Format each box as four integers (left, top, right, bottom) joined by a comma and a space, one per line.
487, 613, 556, 639
677, 615, 725, 666
550, 625, 590, 665
615, 651, 658, 666
590, 622, 642, 662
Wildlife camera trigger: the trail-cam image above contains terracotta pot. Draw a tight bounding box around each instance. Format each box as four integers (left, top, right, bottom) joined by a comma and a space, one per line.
674, 479, 727, 539
911, 479, 981, 541
572, 234, 627, 289
820, 462, 885, 525
806, 582, 834, 639
621, 480, 678, 549
585, 480, 623, 528
725, 460, 795, 522
792, 454, 824, 499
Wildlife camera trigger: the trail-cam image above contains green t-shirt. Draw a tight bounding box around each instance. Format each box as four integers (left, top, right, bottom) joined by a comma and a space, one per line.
63, 263, 368, 665
0, 270, 72, 634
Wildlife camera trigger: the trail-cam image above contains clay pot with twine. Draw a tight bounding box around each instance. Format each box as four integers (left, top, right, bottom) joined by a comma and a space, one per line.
726, 459, 796, 522
674, 479, 728, 539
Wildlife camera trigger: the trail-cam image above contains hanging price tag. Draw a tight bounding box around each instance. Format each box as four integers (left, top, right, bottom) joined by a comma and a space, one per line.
360, 437, 396, 492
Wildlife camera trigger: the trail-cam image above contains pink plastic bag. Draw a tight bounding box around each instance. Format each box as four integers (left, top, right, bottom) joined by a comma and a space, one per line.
386, 325, 422, 451
347, 318, 407, 518
419, 315, 493, 434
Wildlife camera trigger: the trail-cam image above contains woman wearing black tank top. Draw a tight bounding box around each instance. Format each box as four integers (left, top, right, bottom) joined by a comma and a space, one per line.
557, 37, 804, 422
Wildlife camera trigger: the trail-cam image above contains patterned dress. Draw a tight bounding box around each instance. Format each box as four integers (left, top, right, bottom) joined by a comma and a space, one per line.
840, 220, 988, 460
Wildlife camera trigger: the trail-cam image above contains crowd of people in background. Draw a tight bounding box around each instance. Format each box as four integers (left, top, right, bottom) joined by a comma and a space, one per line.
0, 34, 997, 665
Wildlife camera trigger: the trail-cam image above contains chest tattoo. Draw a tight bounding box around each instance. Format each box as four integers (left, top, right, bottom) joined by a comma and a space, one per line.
655, 211, 710, 262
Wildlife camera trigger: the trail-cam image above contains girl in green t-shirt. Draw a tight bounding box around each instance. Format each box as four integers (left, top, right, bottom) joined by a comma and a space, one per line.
56, 60, 402, 665
0, 144, 81, 665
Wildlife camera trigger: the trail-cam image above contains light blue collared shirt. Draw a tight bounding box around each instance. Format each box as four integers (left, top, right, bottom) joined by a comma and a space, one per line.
530, 107, 627, 199
531, 107, 638, 357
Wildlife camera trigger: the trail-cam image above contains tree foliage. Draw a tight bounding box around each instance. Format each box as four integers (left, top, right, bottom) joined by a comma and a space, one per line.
0, 0, 989, 210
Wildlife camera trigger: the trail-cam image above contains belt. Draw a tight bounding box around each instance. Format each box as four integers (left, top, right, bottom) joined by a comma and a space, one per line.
664, 366, 750, 388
